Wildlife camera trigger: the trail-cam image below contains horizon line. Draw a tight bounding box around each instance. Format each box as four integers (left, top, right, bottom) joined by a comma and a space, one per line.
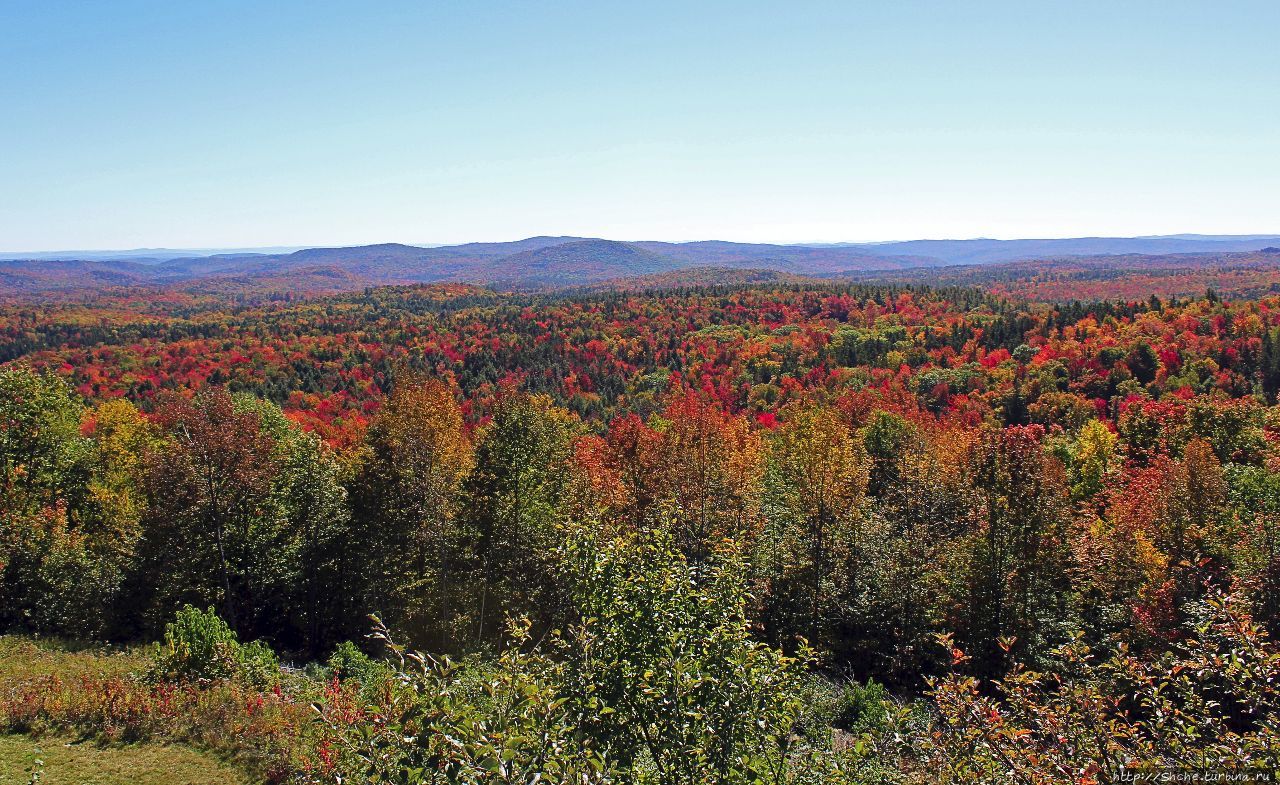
5, 231, 1280, 258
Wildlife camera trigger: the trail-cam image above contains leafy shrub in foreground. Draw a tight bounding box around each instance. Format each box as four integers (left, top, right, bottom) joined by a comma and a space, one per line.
309, 533, 883, 784
151, 605, 279, 687
924, 591, 1280, 783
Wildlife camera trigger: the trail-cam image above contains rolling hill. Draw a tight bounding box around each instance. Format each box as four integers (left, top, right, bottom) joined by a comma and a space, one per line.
4, 234, 1280, 298
831, 235, 1280, 265
827, 249, 1280, 301
0, 237, 924, 296
484, 240, 680, 287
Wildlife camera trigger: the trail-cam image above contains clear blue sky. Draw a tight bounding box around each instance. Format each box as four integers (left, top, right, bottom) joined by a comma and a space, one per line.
3, 1, 1277, 251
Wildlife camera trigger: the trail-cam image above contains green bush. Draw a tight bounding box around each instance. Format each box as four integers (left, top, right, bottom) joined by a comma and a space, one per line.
312, 533, 868, 783
151, 605, 279, 687
325, 640, 391, 699
925, 591, 1280, 782
792, 675, 891, 743
832, 679, 889, 734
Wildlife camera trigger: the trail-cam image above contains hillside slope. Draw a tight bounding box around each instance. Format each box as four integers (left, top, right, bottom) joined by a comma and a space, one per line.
6, 234, 1280, 298
838, 235, 1280, 265
488, 239, 680, 287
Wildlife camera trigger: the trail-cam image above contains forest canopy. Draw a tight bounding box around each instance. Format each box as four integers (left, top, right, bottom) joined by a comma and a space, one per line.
3, 280, 1280, 782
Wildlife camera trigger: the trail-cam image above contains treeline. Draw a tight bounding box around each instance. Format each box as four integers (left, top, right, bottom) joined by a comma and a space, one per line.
4, 361, 1279, 690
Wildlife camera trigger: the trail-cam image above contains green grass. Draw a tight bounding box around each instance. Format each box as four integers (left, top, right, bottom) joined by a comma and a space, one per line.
0, 637, 148, 683
0, 635, 315, 780
0, 734, 252, 785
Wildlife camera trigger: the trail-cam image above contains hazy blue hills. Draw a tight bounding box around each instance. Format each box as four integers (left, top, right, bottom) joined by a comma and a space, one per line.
484, 240, 679, 287
830, 235, 1280, 264
0, 247, 300, 263
3, 234, 1280, 297
632, 240, 936, 272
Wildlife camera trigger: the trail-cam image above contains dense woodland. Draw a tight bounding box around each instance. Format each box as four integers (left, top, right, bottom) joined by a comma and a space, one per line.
4, 279, 1280, 782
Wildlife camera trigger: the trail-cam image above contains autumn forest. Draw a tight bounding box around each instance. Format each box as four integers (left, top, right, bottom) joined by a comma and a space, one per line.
2, 261, 1280, 782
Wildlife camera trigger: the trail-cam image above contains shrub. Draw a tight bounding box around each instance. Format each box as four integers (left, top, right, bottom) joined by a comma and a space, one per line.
309, 533, 871, 784
325, 641, 390, 701
924, 591, 1280, 782
832, 679, 890, 734
151, 605, 279, 688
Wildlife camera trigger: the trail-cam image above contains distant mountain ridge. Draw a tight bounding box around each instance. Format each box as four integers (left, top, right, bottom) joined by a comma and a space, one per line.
485, 240, 678, 287
816, 235, 1280, 264
3, 233, 1280, 297
0, 247, 302, 263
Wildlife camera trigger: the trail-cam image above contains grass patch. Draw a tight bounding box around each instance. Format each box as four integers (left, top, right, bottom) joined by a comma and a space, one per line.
0, 733, 251, 785
0, 637, 147, 683
0, 636, 313, 782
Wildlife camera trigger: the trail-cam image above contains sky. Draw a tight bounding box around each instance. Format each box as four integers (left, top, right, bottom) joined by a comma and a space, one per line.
2, 1, 1278, 251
